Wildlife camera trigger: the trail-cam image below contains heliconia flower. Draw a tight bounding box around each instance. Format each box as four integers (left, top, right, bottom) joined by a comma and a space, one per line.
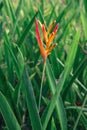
35, 19, 58, 62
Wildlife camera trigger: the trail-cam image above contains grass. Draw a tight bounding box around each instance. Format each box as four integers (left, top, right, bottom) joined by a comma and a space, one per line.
0, 0, 87, 130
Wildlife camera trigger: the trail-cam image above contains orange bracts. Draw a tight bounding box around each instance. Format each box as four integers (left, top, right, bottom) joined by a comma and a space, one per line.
35, 19, 58, 62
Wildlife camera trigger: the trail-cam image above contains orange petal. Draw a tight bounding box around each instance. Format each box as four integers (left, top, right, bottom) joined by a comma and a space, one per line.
42, 24, 48, 43
47, 20, 56, 35
48, 44, 57, 52
40, 46, 47, 62
46, 50, 50, 56
46, 24, 58, 48
45, 44, 57, 57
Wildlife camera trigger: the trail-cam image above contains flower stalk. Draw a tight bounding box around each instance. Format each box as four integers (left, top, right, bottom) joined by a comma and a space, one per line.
35, 19, 58, 110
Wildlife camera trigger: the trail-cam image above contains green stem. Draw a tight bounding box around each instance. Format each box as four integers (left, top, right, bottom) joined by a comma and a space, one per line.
73, 94, 87, 130
38, 62, 46, 111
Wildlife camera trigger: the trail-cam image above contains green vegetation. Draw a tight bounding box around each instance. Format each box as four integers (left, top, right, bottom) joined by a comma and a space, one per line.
0, 0, 87, 130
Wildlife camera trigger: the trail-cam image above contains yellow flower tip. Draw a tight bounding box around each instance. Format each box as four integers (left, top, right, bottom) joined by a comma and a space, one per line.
45, 50, 51, 56
46, 32, 56, 48
47, 20, 56, 35
49, 44, 57, 52
38, 20, 43, 27
46, 24, 58, 48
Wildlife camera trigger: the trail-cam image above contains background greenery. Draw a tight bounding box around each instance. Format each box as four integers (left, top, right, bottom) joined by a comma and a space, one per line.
0, 0, 87, 130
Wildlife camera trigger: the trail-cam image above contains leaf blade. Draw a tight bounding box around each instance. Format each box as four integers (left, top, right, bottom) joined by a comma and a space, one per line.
0, 92, 21, 130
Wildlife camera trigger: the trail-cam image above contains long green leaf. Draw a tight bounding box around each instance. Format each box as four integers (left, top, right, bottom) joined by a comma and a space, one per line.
4, 31, 24, 79
41, 60, 67, 130
0, 1, 3, 10
81, 11, 87, 40
42, 30, 80, 130
0, 67, 7, 94
23, 67, 42, 130
62, 56, 87, 97
3, 0, 13, 23
17, 11, 38, 47
83, 0, 87, 14
4, 32, 14, 84
0, 92, 21, 130
51, 118, 57, 130
15, 0, 23, 17
8, 0, 20, 36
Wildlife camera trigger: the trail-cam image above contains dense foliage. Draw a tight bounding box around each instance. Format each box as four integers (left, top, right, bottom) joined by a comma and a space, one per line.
0, 0, 87, 130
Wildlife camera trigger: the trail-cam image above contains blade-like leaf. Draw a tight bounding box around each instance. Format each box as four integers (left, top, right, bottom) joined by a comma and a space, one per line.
17, 11, 38, 47
42, 30, 80, 130
0, 92, 21, 130
81, 11, 87, 40
23, 67, 42, 130
83, 0, 87, 14
0, 66, 7, 94
0, 1, 3, 10
41, 60, 67, 130
51, 118, 57, 130
4, 31, 24, 79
